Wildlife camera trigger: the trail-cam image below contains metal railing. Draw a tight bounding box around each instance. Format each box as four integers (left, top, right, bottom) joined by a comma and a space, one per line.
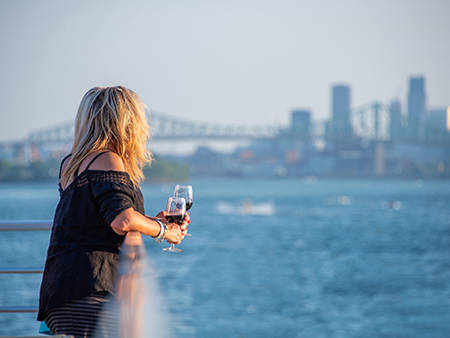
1, 221, 148, 338
0, 220, 52, 232
0, 336, 71, 338
0, 268, 43, 275
0, 220, 51, 316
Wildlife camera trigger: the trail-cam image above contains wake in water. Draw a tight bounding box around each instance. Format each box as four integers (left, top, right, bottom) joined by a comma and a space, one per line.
324, 195, 352, 206
95, 233, 172, 338
216, 199, 275, 215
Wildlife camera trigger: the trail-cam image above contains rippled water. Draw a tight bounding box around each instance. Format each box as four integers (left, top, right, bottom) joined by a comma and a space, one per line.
0, 178, 449, 337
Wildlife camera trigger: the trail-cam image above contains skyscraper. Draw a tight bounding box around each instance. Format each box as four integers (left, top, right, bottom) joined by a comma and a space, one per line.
425, 107, 448, 143
407, 76, 426, 140
331, 84, 353, 139
290, 109, 311, 140
389, 99, 403, 140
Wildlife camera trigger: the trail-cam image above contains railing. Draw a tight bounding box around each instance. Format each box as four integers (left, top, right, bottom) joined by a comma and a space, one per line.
0, 221, 147, 338
0, 221, 50, 320
0, 220, 51, 232
0, 336, 72, 338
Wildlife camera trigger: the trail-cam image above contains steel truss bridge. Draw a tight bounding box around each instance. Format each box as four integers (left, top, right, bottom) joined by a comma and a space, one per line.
16, 103, 391, 146
24, 111, 280, 145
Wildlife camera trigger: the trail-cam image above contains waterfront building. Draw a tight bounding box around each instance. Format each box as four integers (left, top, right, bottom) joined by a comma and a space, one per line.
425, 107, 450, 145
290, 109, 311, 140
407, 76, 427, 140
331, 84, 353, 141
388, 99, 404, 140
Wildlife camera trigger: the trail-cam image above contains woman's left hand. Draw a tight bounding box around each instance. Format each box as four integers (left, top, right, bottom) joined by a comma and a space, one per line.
156, 211, 190, 239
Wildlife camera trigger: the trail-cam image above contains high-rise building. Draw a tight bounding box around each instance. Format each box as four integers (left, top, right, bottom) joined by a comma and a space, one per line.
331, 84, 353, 139
389, 99, 403, 140
425, 107, 449, 144
407, 76, 426, 140
290, 109, 311, 140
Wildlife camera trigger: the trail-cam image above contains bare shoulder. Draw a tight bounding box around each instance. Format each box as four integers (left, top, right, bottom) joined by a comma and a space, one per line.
61, 155, 71, 173
88, 151, 126, 172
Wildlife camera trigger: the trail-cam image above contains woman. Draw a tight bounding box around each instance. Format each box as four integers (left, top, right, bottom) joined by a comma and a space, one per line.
37, 86, 188, 337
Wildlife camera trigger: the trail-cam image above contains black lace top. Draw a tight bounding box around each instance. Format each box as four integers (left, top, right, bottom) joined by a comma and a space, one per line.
37, 152, 145, 321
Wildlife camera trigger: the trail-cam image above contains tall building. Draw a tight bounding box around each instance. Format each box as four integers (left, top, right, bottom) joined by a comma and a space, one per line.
389, 99, 403, 140
331, 84, 353, 140
407, 76, 426, 140
290, 109, 311, 140
425, 107, 449, 144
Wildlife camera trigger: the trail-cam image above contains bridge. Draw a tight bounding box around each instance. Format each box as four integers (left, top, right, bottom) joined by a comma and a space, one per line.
24, 111, 279, 146
17, 103, 389, 146
5, 102, 448, 150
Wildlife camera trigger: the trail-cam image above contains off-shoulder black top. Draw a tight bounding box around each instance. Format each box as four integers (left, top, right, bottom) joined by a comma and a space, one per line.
37, 152, 145, 321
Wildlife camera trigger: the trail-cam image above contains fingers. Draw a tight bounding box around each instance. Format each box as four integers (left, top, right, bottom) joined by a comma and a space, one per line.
155, 211, 167, 218
180, 212, 190, 237
165, 223, 183, 244
162, 213, 191, 244
180, 212, 190, 228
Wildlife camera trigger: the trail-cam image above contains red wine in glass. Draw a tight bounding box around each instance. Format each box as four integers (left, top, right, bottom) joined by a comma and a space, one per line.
165, 214, 185, 224
162, 196, 186, 253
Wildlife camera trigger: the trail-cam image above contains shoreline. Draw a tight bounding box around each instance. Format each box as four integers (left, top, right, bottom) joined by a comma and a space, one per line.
1, 175, 449, 184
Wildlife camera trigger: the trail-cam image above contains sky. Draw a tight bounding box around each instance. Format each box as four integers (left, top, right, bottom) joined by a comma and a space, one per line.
0, 0, 449, 143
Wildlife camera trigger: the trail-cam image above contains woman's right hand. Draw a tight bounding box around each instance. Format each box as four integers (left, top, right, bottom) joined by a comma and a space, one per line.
164, 222, 183, 244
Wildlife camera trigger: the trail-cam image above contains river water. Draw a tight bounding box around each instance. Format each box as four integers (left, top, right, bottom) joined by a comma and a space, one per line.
0, 178, 449, 337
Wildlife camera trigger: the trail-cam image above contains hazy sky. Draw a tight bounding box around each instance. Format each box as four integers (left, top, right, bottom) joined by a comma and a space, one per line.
0, 0, 449, 142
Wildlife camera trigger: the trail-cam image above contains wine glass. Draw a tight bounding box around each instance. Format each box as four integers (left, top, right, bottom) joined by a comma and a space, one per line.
174, 185, 193, 236
162, 196, 186, 253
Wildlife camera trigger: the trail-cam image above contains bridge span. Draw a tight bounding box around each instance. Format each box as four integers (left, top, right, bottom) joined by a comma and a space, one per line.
2, 102, 392, 149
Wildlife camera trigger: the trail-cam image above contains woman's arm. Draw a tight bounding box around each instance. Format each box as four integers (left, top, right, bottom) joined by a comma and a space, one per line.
87, 151, 183, 244
110, 208, 183, 244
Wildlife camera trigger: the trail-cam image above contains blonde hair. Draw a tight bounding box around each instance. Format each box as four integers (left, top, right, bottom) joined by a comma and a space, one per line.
61, 86, 152, 187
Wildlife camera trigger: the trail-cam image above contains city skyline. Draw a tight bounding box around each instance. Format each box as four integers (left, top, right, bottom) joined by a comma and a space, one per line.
1, 0, 449, 142
4, 74, 448, 144
1, 73, 448, 179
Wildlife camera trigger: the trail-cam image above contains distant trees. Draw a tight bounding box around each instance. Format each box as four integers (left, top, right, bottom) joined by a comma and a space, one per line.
0, 159, 59, 181
143, 156, 190, 182
0, 156, 189, 182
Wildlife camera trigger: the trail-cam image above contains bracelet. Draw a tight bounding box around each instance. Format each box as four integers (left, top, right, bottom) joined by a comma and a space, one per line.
153, 219, 168, 243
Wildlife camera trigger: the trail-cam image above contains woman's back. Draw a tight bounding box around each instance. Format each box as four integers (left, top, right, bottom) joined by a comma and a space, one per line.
38, 151, 145, 321
38, 86, 185, 337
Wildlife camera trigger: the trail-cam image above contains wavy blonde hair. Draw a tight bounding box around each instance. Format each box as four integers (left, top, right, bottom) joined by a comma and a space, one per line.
61, 86, 152, 187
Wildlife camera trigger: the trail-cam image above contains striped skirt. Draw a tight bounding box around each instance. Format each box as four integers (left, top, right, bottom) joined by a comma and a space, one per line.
44, 294, 118, 338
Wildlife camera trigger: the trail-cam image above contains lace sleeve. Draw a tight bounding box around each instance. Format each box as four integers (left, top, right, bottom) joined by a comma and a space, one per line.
89, 171, 136, 225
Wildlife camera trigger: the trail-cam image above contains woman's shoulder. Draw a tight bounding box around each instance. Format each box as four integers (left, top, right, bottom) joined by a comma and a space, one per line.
87, 151, 125, 172
85, 151, 133, 186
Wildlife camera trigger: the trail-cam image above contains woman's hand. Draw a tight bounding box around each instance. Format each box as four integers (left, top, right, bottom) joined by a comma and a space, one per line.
156, 211, 190, 240
164, 222, 183, 244
179, 212, 190, 237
